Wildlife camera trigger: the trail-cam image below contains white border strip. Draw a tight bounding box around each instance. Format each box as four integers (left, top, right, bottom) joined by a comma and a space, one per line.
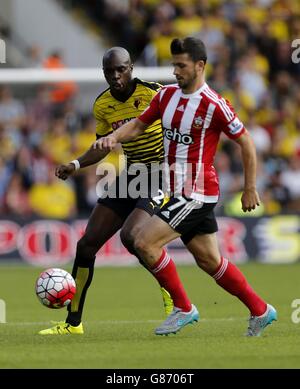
0, 67, 176, 83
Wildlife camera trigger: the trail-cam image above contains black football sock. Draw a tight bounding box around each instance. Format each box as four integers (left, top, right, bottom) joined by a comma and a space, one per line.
66, 261, 94, 326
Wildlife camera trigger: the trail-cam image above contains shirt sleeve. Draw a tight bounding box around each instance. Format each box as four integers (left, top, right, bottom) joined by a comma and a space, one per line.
214, 98, 245, 140
138, 91, 161, 125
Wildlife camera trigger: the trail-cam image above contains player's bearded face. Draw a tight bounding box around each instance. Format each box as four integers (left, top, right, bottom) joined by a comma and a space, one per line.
172, 54, 199, 90
178, 67, 197, 89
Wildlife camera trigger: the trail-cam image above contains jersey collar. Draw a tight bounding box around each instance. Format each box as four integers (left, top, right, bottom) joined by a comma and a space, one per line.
180, 82, 208, 98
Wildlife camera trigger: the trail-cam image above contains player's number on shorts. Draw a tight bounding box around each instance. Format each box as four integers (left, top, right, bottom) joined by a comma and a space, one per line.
167, 196, 188, 211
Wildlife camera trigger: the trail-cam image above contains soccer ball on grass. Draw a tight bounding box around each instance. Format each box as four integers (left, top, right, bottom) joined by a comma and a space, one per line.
35, 268, 76, 309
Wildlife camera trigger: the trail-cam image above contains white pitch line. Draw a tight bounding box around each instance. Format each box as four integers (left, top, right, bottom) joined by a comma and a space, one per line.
1, 317, 245, 326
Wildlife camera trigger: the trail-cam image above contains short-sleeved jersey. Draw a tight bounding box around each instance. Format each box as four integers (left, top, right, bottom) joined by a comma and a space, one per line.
93, 78, 164, 166
139, 82, 246, 202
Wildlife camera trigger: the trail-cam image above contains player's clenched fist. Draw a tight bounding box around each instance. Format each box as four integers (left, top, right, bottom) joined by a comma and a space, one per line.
93, 134, 117, 151
55, 163, 75, 180
241, 189, 260, 212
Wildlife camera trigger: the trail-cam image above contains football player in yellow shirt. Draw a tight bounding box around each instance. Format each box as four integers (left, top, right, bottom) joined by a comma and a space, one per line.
38, 47, 175, 335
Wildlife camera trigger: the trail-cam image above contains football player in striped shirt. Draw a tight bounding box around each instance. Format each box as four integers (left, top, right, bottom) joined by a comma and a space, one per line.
95, 37, 277, 337
38, 47, 180, 335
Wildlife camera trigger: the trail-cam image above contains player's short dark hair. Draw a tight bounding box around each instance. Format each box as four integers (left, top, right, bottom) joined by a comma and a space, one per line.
170, 37, 207, 63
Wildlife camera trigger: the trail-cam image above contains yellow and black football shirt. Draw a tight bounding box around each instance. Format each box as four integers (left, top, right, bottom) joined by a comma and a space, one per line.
93, 78, 163, 166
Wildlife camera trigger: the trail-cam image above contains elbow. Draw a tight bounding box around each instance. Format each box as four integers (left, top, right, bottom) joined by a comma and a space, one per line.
134, 118, 147, 135
236, 129, 255, 149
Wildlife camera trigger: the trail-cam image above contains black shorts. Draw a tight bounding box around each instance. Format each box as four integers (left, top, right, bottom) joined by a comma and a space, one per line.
98, 196, 162, 219
157, 196, 218, 245
97, 170, 164, 220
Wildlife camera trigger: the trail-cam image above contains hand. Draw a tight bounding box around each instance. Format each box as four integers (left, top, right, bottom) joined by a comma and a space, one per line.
55, 163, 75, 180
93, 134, 117, 151
241, 189, 260, 212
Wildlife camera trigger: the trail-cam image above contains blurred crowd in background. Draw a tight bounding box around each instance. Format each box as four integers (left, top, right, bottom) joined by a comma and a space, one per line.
0, 0, 300, 219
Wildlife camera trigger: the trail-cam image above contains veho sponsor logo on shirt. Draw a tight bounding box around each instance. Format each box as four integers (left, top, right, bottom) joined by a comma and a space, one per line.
163, 127, 194, 145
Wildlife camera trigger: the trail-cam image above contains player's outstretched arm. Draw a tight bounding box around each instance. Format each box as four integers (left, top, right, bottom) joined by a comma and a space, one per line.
55, 146, 110, 180
234, 130, 261, 212
93, 118, 148, 151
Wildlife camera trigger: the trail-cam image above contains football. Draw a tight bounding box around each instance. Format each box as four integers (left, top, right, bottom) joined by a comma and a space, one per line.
35, 268, 76, 309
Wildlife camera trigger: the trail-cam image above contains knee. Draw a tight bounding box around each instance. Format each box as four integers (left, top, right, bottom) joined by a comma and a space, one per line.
120, 228, 136, 253
76, 235, 94, 252
194, 253, 221, 275
120, 226, 152, 258
76, 236, 87, 255
134, 235, 151, 258
75, 235, 98, 266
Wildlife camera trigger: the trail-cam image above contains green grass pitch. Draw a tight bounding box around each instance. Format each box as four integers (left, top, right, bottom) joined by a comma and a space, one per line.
1, 263, 300, 368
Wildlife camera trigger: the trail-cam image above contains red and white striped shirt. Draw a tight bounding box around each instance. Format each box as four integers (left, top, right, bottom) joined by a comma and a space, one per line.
138, 82, 245, 202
